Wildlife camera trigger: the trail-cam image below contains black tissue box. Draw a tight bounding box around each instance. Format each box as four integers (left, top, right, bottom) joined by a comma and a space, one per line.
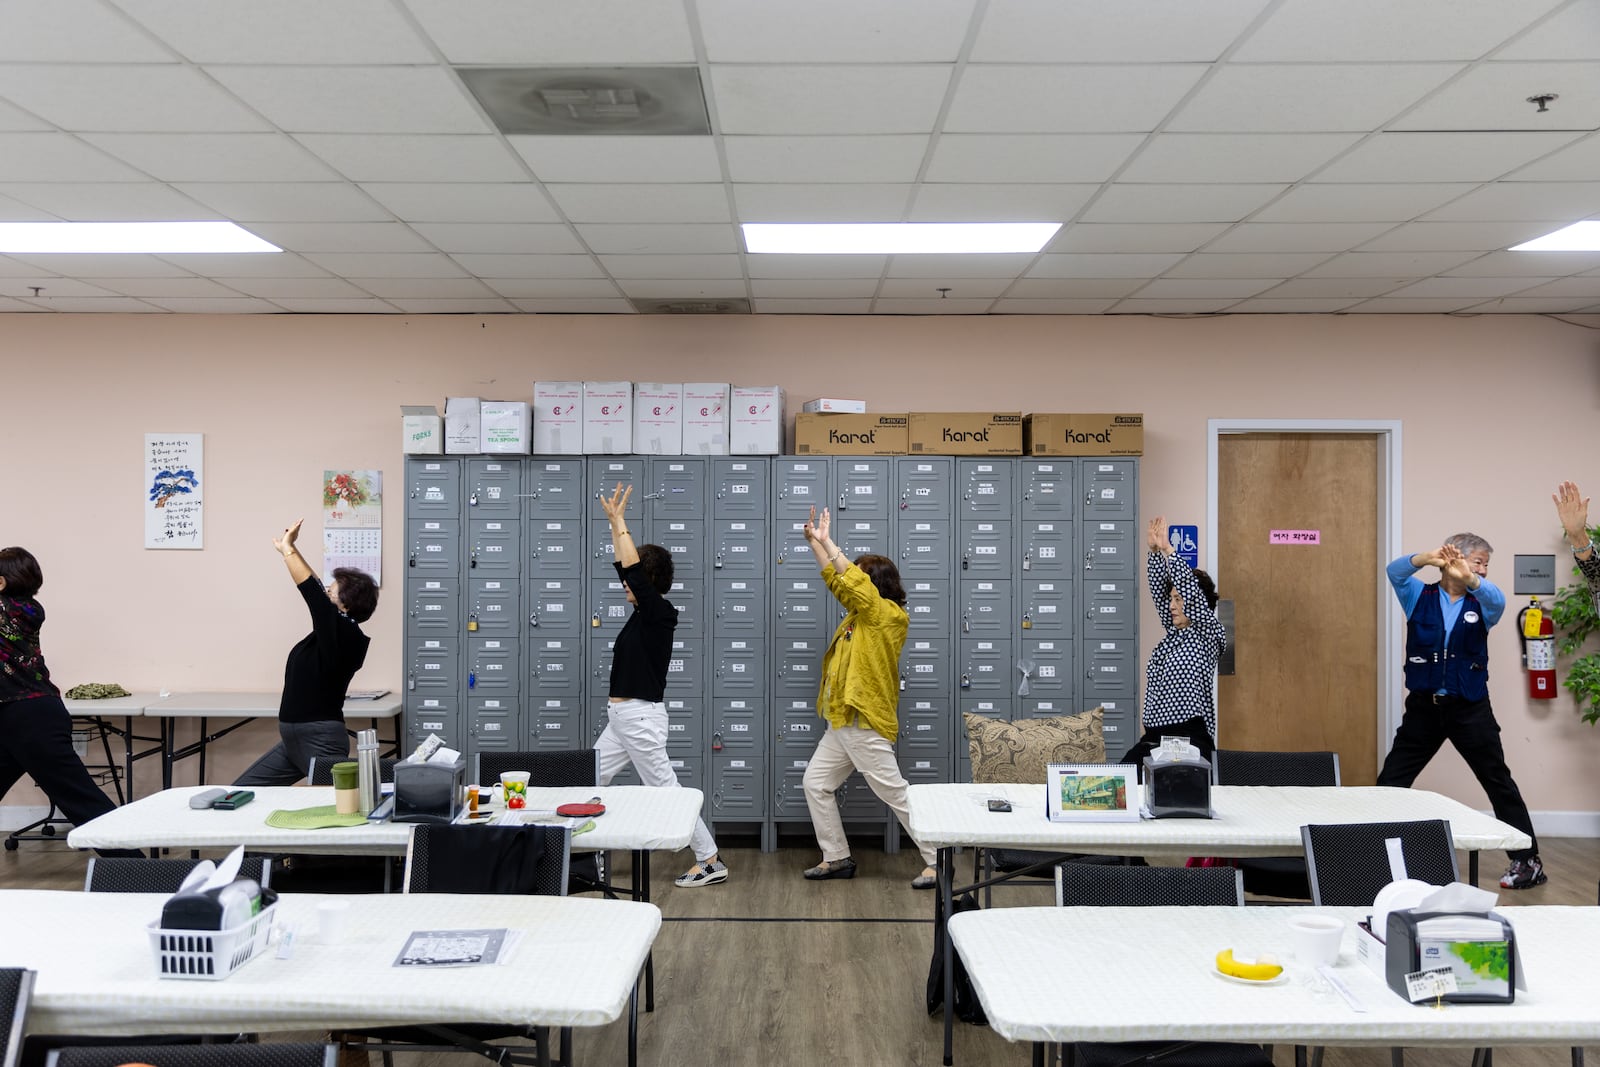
393, 758, 465, 824
1385, 910, 1516, 1004
1141, 756, 1213, 818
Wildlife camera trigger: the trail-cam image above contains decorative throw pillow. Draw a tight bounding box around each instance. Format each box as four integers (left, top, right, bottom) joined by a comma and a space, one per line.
964, 707, 1106, 784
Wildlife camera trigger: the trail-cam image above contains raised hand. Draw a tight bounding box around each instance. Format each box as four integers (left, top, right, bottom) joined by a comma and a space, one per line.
1147, 516, 1172, 554
272, 518, 303, 557
803, 506, 819, 542
600, 482, 632, 523
1555, 481, 1591, 544
815, 506, 831, 542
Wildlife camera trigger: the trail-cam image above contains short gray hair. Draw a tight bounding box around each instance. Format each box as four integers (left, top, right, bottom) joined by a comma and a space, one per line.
1446, 532, 1493, 557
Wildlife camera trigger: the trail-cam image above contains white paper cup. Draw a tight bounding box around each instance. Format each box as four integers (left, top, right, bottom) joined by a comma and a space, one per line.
318, 899, 351, 944
1289, 915, 1344, 967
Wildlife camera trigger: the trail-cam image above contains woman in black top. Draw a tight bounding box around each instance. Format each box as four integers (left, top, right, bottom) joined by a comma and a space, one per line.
235, 519, 376, 786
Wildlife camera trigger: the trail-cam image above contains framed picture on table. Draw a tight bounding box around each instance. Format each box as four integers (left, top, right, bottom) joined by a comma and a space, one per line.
1045, 763, 1139, 822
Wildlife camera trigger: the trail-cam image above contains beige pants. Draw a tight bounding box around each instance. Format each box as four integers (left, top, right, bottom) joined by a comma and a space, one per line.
802, 722, 937, 867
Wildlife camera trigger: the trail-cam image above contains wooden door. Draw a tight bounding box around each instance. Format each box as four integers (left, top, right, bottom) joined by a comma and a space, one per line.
1217, 433, 1380, 783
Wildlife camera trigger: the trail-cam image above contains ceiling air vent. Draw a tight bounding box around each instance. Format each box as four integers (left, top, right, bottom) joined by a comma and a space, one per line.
457, 67, 710, 135
634, 298, 751, 315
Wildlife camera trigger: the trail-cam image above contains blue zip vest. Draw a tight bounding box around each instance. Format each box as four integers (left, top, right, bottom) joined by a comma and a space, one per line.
1403, 583, 1490, 700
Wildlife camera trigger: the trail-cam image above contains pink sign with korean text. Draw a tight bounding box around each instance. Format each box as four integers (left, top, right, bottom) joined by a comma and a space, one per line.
1270, 529, 1321, 544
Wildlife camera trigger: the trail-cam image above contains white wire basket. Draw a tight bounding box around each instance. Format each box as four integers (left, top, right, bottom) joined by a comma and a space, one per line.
147, 899, 277, 980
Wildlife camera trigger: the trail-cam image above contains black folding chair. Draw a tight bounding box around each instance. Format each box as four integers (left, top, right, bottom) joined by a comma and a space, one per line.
476, 750, 612, 898
84, 856, 271, 894
1, 969, 35, 1067
44, 1044, 337, 1067
1212, 749, 1340, 899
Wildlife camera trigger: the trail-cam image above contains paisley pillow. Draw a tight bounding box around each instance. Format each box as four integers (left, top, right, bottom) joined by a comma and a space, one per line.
964, 707, 1106, 784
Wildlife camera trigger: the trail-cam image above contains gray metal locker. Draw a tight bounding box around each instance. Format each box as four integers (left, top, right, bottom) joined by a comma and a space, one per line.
406, 578, 458, 637
835, 516, 890, 559
711, 699, 764, 754
899, 698, 950, 757
656, 519, 707, 578
588, 520, 624, 579
408, 520, 460, 576
587, 637, 615, 691
664, 697, 702, 754
525, 460, 585, 517
407, 459, 460, 517
408, 696, 460, 753
526, 696, 584, 751
896, 457, 954, 514
774, 698, 820, 756
773, 458, 829, 523
959, 460, 1014, 519
589, 458, 647, 502
902, 637, 952, 692
712, 520, 764, 575
529, 636, 584, 698
1082, 459, 1137, 521
713, 459, 768, 515
712, 580, 763, 635
648, 459, 708, 516
1020, 578, 1074, 638
712, 638, 766, 697
904, 578, 951, 632
1020, 460, 1074, 519
666, 579, 703, 637
1018, 638, 1074, 704
1098, 698, 1137, 757
664, 638, 701, 692
773, 758, 812, 817
526, 518, 583, 577
960, 523, 1011, 577
407, 638, 456, 696
959, 639, 1013, 701
959, 581, 1012, 638
467, 460, 521, 515
1083, 638, 1138, 703
466, 637, 518, 694
469, 695, 518, 749
835, 774, 886, 820
526, 577, 582, 635
1020, 520, 1072, 578
833, 459, 892, 518
773, 578, 829, 637
899, 519, 953, 576
468, 519, 520, 577
1083, 521, 1137, 578
587, 579, 631, 636
467, 578, 519, 637
710, 755, 765, 819
773, 636, 823, 698
1083, 576, 1137, 638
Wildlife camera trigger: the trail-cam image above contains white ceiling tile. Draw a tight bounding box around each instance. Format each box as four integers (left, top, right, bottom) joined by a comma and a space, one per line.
206, 66, 491, 134
1164, 252, 1334, 278
1252, 183, 1475, 222
1004, 278, 1146, 298
550, 184, 730, 224
1391, 62, 1600, 132
5, 252, 192, 276
990, 298, 1119, 313
344, 278, 497, 299
0, 296, 42, 310
23, 296, 164, 311
1029, 253, 1186, 278
1346, 296, 1488, 312
220, 277, 369, 299
270, 298, 401, 312
617, 279, 748, 299
598, 254, 743, 279
972, 0, 1272, 62
1301, 251, 1483, 276
1357, 221, 1553, 252
1514, 277, 1600, 298
509, 298, 636, 313
884, 253, 1037, 278
405, 0, 696, 64
385, 297, 516, 313
1256, 279, 1407, 299
1203, 222, 1394, 252
0, 65, 269, 133
751, 298, 874, 313
81, 133, 337, 181
511, 136, 723, 183
0, 98, 51, 132
246, 222, 435, 253
576, 224, 737, 255
698, 0, 977, 62
173, 182, 389, 222
1497, 2, 1600, 61
0, 195, 56, 221
303, 252, 469, 277
925, 135, 1145, 183
0, 182, 219, 221
1110, 297, 1239, 313
1133, 277, 1278, 298
735, 184, 912, 223
152, 251, 331, 277
1384, 277, 1544, 298
711, 65, 951, 136
876, 277, 1011, 298
1225, 297, 1365, 312
450, 253, 603, 278
725, 135, 929, 183
1442, 250, 1600, 276
1049, 223, 1229, 254
1169, 64, 1461, 132
80, 276, 244, 297
908, 184, 1097, 223
1462, 296, 1599, 313
358, 183, 561, 224
1424, 182, 1600, 222
1083, 184, 1287, 223
482, 278, 623, 299
946, 65, 1204, 134
1506, 132, 1600, 181
0, 134, 149, 181
0, 278, 117, 298
2, 0, 175, 61
872, 298, 992, 313
746, 254, 887, 279
0, 256, 62, 277
1118, 133, 1362, 182
1313, 132, 1584, 183
1233, 0, 1566, 62
295, 135, 529, 183
142, 295, 282, 312
410, 223, 585, 254
751, 279, 881, 298
119, 0, 435, 63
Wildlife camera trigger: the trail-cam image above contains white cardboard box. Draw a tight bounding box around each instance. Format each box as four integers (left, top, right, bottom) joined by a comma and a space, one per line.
479, 400, 532, 454
400, 405, 442, 454
444, 396, 481, 454
730, 386, 784, 454
683, 383, 730, 455
583, 381, 633, 454
633, 382, 684, 455
801, 397, 867, 414
533, 381, 583, 455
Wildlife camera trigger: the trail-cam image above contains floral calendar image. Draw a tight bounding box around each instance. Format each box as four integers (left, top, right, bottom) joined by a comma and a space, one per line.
323, 469, 382, 587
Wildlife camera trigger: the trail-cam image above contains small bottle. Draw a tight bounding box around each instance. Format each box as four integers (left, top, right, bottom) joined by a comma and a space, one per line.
331, 760, 361, 814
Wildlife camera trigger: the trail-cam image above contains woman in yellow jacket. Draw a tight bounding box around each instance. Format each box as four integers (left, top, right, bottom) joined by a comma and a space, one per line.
800, 506, 939, 889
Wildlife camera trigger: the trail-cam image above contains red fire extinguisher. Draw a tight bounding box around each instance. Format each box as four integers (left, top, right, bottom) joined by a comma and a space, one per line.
1518, 597, 1557, 699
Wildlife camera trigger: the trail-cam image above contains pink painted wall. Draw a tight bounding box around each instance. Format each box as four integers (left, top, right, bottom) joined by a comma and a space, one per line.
4, 312, 1598, 824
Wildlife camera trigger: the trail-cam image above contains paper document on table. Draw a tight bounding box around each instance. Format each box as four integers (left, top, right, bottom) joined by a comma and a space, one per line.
346, 689, 391, 700
395, 928, 509, 967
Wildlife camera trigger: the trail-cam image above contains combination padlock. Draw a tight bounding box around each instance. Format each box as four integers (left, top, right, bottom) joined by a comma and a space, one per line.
467, 614, 478, 632
1021, 613, 1033, 630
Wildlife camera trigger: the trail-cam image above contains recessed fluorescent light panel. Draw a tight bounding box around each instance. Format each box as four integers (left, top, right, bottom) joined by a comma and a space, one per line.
742, 222, 1061, 255
1509, 221, 1600, 252
0, 222, 280, 254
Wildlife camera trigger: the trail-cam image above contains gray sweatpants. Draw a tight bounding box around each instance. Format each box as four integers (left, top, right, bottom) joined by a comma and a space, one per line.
233, 719, 350, 786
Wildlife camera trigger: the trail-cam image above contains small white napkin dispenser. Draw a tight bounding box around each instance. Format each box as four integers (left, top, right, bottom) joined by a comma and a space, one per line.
393, 757, 466, 824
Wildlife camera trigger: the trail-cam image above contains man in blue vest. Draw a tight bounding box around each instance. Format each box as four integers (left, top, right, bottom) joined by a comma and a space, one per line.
1378, 534, 1545, 889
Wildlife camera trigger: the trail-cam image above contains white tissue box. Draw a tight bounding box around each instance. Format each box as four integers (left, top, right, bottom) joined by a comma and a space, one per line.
1356, 920, 1386, 978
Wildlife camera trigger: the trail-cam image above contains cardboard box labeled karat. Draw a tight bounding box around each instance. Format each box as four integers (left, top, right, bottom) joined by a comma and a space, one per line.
400, 405, 442, 455
444, 396, 481, 454
583, 381, 632, 454
533, 381, 583, 455
683, 382, 730, 455
794, 413, 908, 455
634, 382, 684, 455
479, 400, 531, 454
908, 412, 1022, 456
1026, 413, 1144, 456
730, 385, 784, 454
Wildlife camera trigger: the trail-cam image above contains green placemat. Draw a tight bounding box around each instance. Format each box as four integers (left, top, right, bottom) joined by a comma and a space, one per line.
265, 805, 371, 829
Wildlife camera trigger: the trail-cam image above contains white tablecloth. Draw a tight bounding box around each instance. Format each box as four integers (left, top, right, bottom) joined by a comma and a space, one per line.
951, 904, 1600, 1048
907, 784, 1532, 858
6, 889, 659, 1036
67, 785, 704, 856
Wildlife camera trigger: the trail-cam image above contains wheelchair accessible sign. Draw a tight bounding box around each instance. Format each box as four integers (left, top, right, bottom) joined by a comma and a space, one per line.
1168, 525, 1199, 568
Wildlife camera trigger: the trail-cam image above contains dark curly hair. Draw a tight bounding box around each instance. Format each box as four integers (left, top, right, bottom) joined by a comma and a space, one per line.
1192, 568, 1219, 612
0, 546, 43, 599
854, 554, 906, 607
332, 567, 379, 623
637, 544, 675, 594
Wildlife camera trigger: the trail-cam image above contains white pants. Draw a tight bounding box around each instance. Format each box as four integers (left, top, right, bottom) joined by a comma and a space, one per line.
802, 722, 937, 867
595, 698, 719, 863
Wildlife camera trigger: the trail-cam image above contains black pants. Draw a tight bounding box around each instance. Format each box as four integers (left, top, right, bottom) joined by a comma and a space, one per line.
1120, 716, 1215, 767
0, 694, 121, 830
234, 719, 350, 786
1377, 692, 1538, 861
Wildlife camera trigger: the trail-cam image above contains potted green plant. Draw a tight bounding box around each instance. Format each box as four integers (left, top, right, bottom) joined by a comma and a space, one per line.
1552, 521, 1600, 725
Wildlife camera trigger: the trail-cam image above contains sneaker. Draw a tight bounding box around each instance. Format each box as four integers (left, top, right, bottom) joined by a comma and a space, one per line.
910, 867, 938, 890
1499, 856, 1546, 890
803, 857, 857, 880
675, 859, 728, 888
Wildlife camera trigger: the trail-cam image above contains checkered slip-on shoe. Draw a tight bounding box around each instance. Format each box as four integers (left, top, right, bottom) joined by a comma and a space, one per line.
675, 859, 729, 888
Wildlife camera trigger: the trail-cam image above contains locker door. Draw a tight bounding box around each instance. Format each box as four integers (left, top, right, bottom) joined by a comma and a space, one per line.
1084, 521, 1137, 578
526, 577, 582, 636
959, 460, 1014, 520
467, 578, 519, 637
468, 519, 520, 577
406, 578, 458, 637
772, 458, 829, 526
1083, 577, 1137, 639
469, 696, 518, 749
656, 519, 707, 578
407, 638, 455, 696
713, 459, 768, 516
664, 639, 701, 693
904, 579, 951, 634
1082, 459, 1137, 521
899, 518, 952, 577
527, 696, 583, 750
466, 637, 518, 694
408, 695, 459, 752
648, 459, 708, 517
899, 698, 950, 757
896, 457, 954, 515
407, 459, 460, 518
711, 638, 765, 697
960, 523, 1011, 577
588, 578, 631, 640
1084, 638, 1138, 703
527, 517, 583, 578
959, 639, 1013, 700
835, 516, 889, 560
529, 637, 584, 698
834, 458, 892, 519
1019, 638, 1073, 703
710, 755, 765, 818
668, 579, 704, 638
587, 458, 646, 576
408, 519, 460, 576
1020, 578, 1073, 638
773, 578, 829, 638
664, 697, 702, 754
712, 520, 764, 576
1020, 520, 1072, 578
467, 460, 521, 516
902, 638, 951, 691
959, 581, 1011, 638
712, 580, 763, 636
711, 699, 764, 754
526, 459, 585, 518
588, 519, 624, 578
1020, 460, 1074, 520
774, 637, 822, 699
774, 698, 821, 758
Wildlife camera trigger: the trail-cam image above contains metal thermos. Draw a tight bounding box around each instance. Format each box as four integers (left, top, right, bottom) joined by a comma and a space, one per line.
356, 729, 380, 814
